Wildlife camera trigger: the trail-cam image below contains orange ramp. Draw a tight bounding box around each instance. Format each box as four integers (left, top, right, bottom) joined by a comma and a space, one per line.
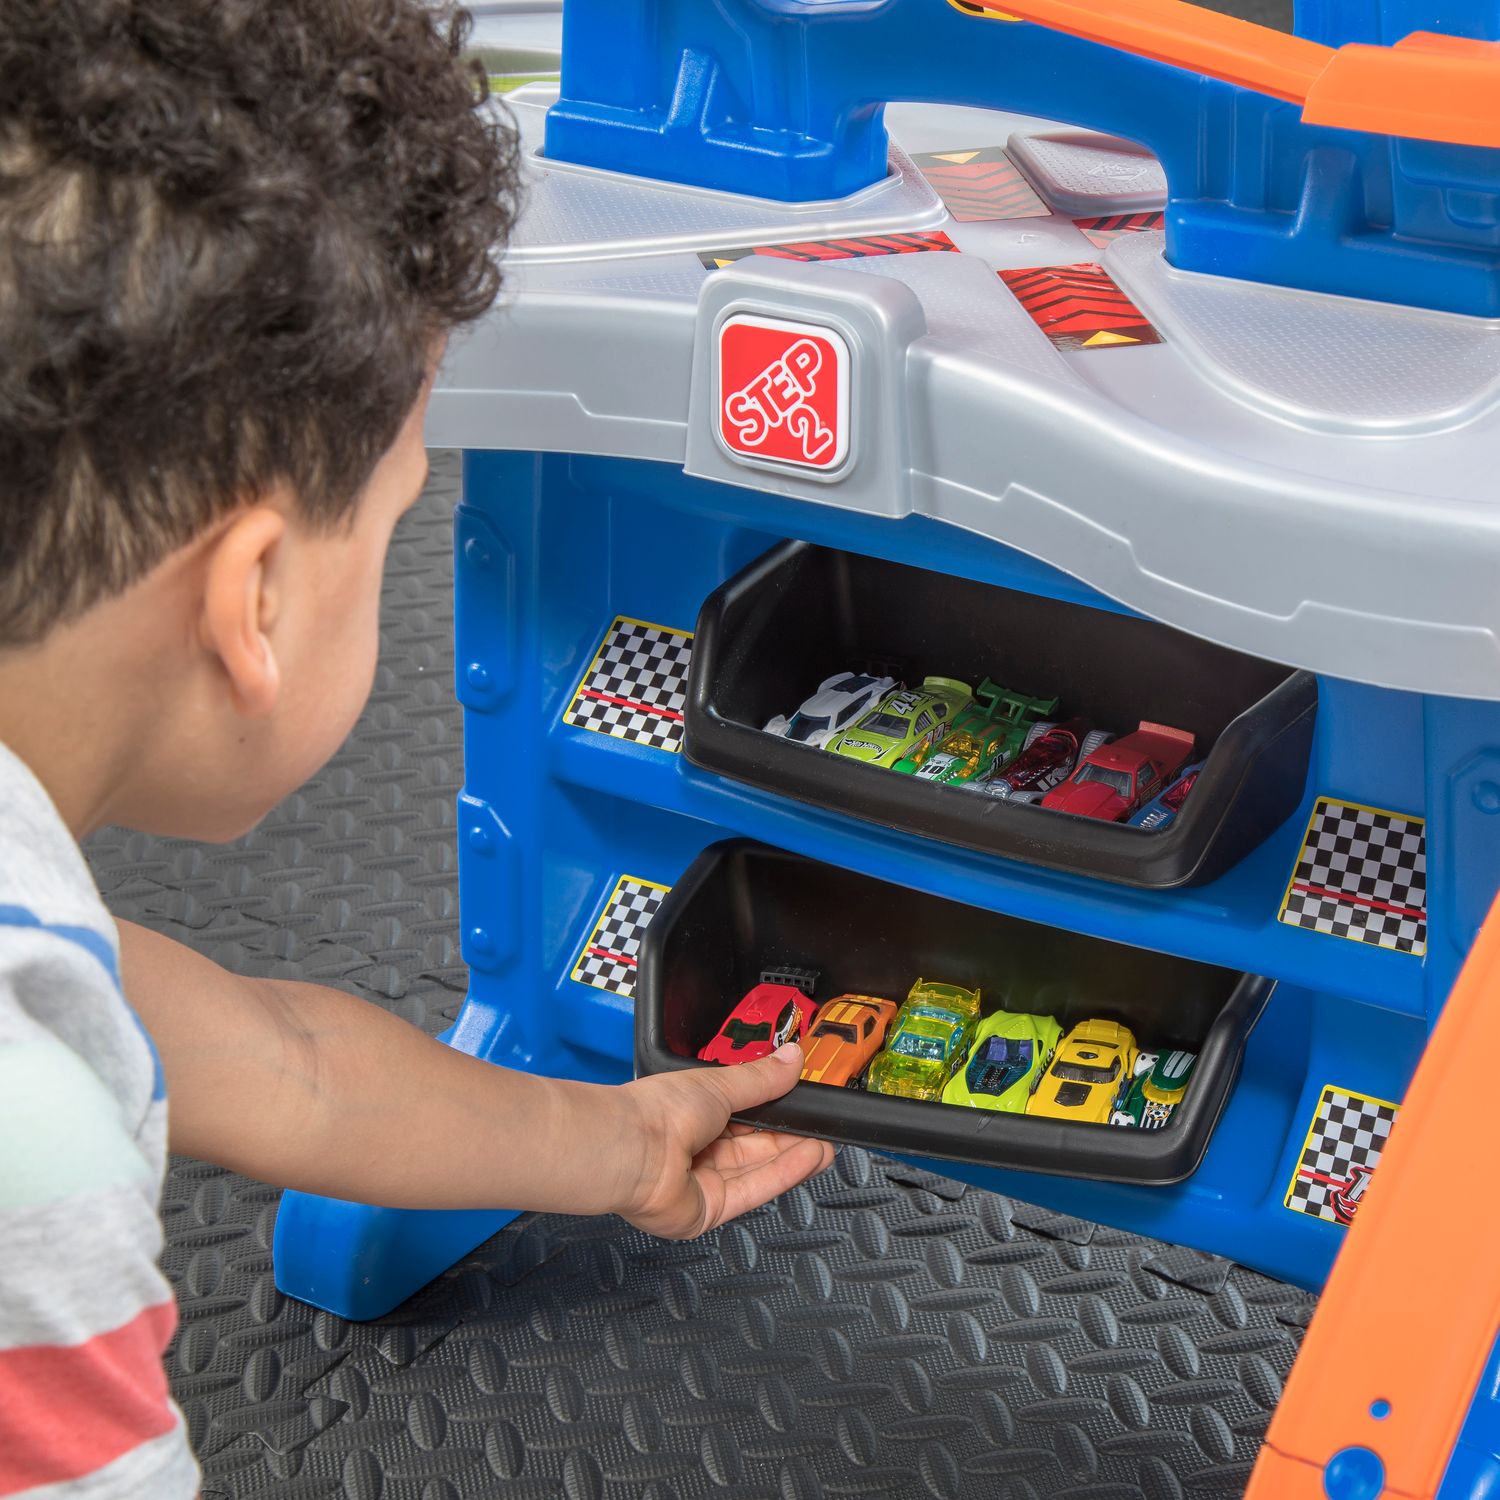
1243, 893, 1500, 1500
963, 0, 1500, 150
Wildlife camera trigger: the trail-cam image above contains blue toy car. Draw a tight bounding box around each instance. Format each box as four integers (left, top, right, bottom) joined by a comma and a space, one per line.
1127, 760, 1204, 831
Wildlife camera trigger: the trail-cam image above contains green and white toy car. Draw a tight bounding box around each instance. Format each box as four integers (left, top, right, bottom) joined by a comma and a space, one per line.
894, 677, 1059, 783
824, 677, 972, 769
1112, 1049, 1197, 1130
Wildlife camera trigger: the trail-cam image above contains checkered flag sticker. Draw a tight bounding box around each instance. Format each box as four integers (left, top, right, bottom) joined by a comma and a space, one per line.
570, 875, 671, 1000
1285, 1084, 1399, 1226
564, 616, 694, 753
1279, 797, 1427, 956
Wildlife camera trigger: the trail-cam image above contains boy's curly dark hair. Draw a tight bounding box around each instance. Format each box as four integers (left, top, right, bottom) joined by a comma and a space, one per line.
0, 0, 518, 645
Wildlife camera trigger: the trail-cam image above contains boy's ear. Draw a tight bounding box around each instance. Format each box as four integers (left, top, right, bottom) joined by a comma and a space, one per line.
199, 506, 286, 718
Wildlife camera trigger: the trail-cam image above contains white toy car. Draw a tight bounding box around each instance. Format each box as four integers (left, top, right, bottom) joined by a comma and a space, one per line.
764, 671, 897, 749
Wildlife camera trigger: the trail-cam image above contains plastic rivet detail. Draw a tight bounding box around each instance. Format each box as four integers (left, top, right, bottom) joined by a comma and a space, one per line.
1322, 1446, 1385, 1500
466, 662, 492, 692
467, 824, 494, 855
1369, 1399, 1391, 1420
463, 535, 492, 568
467, 926, 495, 959
1473, 780, 1500, 814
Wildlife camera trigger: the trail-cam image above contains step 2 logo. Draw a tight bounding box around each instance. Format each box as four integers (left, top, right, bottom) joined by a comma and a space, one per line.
718, 314, 850, 473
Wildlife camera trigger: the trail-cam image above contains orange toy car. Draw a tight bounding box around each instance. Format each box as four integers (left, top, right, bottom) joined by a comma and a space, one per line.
800, 994, 900, 1088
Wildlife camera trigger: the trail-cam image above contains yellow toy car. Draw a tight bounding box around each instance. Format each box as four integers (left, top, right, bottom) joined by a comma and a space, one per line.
1027, 1018, 1138, 1123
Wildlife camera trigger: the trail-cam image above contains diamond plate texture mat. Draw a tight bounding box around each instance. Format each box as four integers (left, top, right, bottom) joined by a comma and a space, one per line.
86, 452, 1314, 1498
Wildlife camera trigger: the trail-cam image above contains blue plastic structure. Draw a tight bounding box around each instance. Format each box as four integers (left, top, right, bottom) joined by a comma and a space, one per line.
1440, 1331, 1500, 1499
545, 0, 1500, 316
274, 0, 1500, 1329
277, 450, 1500, 1317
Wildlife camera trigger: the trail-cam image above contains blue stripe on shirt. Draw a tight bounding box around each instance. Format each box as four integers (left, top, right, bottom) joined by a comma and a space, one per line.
0, 904, 164, 1103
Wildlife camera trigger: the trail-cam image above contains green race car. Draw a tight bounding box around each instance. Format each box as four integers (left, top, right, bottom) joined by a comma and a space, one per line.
894, 678, 1060, 783
867, 979, 981, 1101
941, 1009, 1064, 1111
824, 677, 972, 769
1112, 1049, 1197, 1130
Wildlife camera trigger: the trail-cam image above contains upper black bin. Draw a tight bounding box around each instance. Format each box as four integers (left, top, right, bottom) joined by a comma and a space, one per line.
636, 841, 1272, 1184
683, 542, 1316, 889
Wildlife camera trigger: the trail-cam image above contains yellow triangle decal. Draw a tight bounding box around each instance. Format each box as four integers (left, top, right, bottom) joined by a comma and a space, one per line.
712, 257, 736, 268
933, 151, 980, 164
1083, 330, 1139, 347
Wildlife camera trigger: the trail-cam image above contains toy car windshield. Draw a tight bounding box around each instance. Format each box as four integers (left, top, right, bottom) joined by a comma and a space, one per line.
787, 712, 831, 742
967, 1037, 1034, 1095
891, 1033, 944, 1060
1052, 1057, 1121, 1084
812, 1019, 859, 1044
1073, 765, 1133, 796
860, 710, 910, 736
835, 674, 880, 693
721, 1017, 774, 1047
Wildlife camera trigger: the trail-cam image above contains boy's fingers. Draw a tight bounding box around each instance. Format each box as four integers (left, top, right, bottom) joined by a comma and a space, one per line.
694, 1042, 805, 1117
711, 1136, 833, 1226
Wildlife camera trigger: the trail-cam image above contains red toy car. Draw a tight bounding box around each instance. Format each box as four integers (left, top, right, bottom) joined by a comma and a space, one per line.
698, 967, 818, 1065
1042, 722, 1196, 822
966, 718, 1111, 803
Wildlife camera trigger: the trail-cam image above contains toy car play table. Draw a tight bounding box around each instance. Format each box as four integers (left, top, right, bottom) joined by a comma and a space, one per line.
273, 3, 1500, 1326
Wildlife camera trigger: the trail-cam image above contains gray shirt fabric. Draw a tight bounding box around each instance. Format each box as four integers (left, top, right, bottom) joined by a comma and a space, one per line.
0, 741, 198, 1498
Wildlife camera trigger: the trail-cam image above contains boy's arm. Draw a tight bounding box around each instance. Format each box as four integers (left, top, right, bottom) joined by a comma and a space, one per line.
117, 920, 831, 1239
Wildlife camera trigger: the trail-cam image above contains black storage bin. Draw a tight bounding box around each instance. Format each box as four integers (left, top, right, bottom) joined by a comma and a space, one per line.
636, 841, 1272, 1184
683, 541, 1317, 888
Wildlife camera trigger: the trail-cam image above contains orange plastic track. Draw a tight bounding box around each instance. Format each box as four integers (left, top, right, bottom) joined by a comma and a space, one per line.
1241, 893, 1500, 1500
964, 0, 1500, 150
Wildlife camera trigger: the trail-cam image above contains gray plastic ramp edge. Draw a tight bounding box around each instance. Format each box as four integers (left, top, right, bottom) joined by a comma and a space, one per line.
430, 255, 1500, 700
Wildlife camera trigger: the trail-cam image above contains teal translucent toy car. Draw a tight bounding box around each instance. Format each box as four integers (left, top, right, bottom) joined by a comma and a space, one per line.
867, 979, 981, 1101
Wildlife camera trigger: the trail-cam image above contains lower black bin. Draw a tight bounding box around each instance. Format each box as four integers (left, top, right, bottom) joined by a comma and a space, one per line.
683, 541, 1318, 888
637, 840, 1272, 1185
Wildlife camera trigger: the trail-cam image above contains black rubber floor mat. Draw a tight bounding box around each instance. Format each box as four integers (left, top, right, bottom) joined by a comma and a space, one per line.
164, 1149, 1311, 1500
87, 453, 1315, 1498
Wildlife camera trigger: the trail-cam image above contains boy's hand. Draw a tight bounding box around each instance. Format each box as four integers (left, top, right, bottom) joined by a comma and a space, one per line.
120, 920, 834, 1234
616, 1044, 836, 1240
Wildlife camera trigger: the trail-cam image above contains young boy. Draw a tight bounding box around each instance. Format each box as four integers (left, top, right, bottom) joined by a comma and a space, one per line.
0, 3, 832, 1494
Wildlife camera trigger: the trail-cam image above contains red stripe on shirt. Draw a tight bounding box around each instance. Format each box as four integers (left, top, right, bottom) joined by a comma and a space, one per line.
0, 1300, 178, 1496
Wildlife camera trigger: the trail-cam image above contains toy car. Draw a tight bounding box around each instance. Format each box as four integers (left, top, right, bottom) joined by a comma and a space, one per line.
963, 718, 1112, 802
1042, 722, 1196, 823
941, 1009, 1063, 1112
1127, 761, 1204, 831
764, 670, 897, 749
698, 967, 818, 1066
1028, 1018, 1139, 1123
824, 677, 972, 769
867, 979, 981, 1101
894, 679, 1059, 783
799, 993, 900, 1088
1112, 1048, 1197, 1129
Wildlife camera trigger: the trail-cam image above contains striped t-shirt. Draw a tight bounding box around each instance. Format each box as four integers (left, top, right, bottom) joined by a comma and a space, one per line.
0, 742, 197, 1497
